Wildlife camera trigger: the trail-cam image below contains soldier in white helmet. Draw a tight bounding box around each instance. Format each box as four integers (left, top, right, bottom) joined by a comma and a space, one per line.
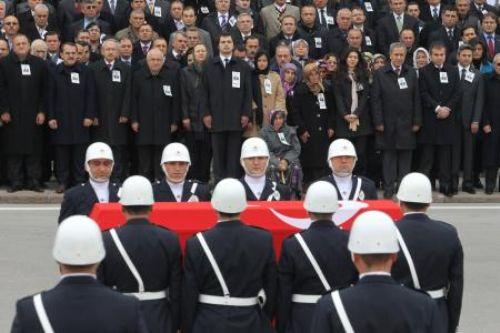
392, 172, 463, 333
58, 142, 120, 223
153, 142, 211, 202
98, 175, 182, 333
182, 178, 277, 333
322, 138, 378, 201
310, 211, 444, 332
277, 181, 357, 333
239, 137, 290, 201
11, 216, 148, 332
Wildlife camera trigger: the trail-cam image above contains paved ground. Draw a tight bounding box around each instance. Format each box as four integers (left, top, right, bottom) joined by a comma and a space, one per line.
0, 204, 498, 331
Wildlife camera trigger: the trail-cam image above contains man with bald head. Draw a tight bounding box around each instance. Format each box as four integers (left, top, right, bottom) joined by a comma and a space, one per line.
131, 48, 181, 180
324, 8, 352, 55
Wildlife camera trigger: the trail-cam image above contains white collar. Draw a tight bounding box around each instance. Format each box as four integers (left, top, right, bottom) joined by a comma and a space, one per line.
141, 41, 151, 47
167, 180, 184, 189
220, 54, 232, 62
60, 273, 97, 280
218, 12, 228, 17
106, 60, 115, 67
244, 174, 266, 185
359, 271, 391, 279
403, 211, 427, 216
275, 3, 286, 11
458, 64, 470, 72
89, 178, 109, 189
431, 4, 440, 10
393, 12, 404, 19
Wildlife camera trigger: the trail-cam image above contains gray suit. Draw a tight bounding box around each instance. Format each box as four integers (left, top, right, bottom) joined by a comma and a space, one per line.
452, 66, 484, 189
168, 27, 213, 57
259, 3, 300, 40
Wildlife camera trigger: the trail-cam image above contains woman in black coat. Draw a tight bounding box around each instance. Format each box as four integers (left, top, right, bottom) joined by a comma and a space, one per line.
332, 48, 373, 176
482, 58, 500, 194
291, 62, 335, 186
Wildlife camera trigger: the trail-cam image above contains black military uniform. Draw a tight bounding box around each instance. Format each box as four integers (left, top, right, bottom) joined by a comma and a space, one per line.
98, 218, 182, 333
11, 275, 149, 332
153, 179, 211, 202
240, 177, 291, 201
58, 181, 120, 223
310, 274, 445, 332
277, 220, 357, 333
322, 174, 378, 200
182, 220, 277, 333
392, 212, 464, 333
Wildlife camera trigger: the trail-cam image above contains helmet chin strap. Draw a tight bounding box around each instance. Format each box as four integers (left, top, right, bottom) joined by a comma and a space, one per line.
89, 174, 110, 183
163, 164, 189, 183
242, 159, 269, 178
332, 170, 352, 178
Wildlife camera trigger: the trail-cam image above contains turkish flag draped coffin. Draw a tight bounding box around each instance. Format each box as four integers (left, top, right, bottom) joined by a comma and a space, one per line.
90, 200, 403, 256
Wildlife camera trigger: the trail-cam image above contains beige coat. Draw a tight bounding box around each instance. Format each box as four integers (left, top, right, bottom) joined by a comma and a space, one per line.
253, 71, 286, 127
259, 4, 300, 40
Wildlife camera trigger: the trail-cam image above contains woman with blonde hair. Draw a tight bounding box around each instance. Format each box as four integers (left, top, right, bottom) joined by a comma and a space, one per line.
290, 62, 335, 185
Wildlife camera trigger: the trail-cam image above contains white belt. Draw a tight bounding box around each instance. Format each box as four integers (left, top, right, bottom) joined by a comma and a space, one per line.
426, 288, 446, 299
124, 290, 167, 301
198, 294, 260, 307
291, 294, 322, 304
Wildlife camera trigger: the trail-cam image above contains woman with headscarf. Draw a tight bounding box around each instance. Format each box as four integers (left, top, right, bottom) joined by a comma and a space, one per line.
180, 43, 211, 182
280, 62, 298, 126
413, 47, 430, 77
250, 51, 286, 135
470, 38, 494, 75
291, 62, 335, 185
333, 48, 372, 176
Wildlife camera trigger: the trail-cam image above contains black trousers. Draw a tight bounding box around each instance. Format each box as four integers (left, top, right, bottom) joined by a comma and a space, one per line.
137, 145, 163, 181
350, 135, 368, 176
6, 154, 42, 186
485, 167, 499, 190
382, 149, 412, 192
302, 166, 329, 189
211, 131, 242, 182
110, 145, 128, 183
451, 127, 476, 189
419, 144, 452, 190
55, 144, 87, 187
186, 131, 212, 183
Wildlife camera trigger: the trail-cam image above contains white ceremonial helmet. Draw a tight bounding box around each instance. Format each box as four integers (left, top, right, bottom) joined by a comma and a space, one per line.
303, 181, 339, 213
348, 211, 399, 254
53, 215, 106, 265
240, 137, 270, 177
211, 178, 247, 214
327, 138, 357, 161
161, 142, 191, 165
85, 142, 114, 182
397, 172, 433, 204
118, 175, 154, 206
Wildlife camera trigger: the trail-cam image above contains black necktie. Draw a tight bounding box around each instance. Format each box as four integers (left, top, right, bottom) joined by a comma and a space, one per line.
224, 58, 229, 68
460, 68, 466, 81
320, 9, 327, 27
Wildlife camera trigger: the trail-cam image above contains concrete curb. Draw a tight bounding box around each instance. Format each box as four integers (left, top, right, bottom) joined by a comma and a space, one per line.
0, 189, 498, 204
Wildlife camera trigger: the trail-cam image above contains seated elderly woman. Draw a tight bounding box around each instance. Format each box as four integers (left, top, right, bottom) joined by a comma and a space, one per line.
292, 39, 310, 68
260, 109, 302, 198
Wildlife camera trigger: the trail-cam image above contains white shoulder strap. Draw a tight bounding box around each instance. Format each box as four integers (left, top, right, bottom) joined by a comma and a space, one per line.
294, 233, 331, 291
331, 291, 355, 333
196, 232, 230, 296
190, 182, 198, 195
395, 228, 421, 289
109, 228, 145, 292
352, 178, 362, 201
33, 294, 55, 333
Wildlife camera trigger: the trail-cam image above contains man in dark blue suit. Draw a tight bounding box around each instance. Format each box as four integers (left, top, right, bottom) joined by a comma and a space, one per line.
58, 142, 120, 222
393, 172, 464, 333
11, 215, 149, 332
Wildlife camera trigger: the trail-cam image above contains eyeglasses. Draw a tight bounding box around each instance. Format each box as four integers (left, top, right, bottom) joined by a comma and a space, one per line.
5, 22, 18, 25
495, 63, 500, 67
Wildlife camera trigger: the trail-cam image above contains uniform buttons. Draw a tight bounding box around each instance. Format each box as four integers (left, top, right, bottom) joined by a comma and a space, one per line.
318, 126, 322, 131
317, 114, 321, 117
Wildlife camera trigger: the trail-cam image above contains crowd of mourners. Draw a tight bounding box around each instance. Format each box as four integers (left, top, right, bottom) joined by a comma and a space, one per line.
0, 0, 500, 198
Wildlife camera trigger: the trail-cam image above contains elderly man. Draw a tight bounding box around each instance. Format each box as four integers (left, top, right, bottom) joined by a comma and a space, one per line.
166, 31, 188, 66
2, 15, 20, 49
0, 34, 47, 192
230, 12, 266, 50
131, 48, 181, 180
322, 139, 378, 200
269, 15, 306, 57
68, 0, 111, 42
23, 4, 58, 42
30, 38, 48, 59
260, 0, 300, 40
115, 9, 151, 44
324, 8, 352, 55
153, 142, 211, 202
58, 142, 120, 222
170, 6, 213, 56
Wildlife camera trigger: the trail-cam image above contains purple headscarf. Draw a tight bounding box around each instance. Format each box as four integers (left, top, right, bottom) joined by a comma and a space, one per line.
280, 62, 298, 95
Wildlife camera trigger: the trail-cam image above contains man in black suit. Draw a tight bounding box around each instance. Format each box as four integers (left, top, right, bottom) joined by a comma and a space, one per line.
419, 0, 442, 24
11, 215, 149, 333
480, 13, 500, 61
324, 8, 351, 56
269, 15, 305, 57
427, 5, 460, 55
17, 0, 57, 32
153, 142, 211, 202
230, 11, 266, 51
165, 30, 188, 66
418, 42, 461, 196
58, 142, 120, 222
131, 23, 153, 66
313, 0, 335, 31
68, 0, 111, 42
182, 178, 277, 333
101, 0, 129, 32
393, 172, 464, 333
376, 0, 419, 56
297, 4, 326, 59
201, 32, 252, 181
455, 0, 480, 33
201, 0, 236, 51
310, 210, 444, 332
469, 0, 498, 21
23, 4, 59, 42
322, 139, 378, 200
352, 6, 377, 53
452, 44, 484, 194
